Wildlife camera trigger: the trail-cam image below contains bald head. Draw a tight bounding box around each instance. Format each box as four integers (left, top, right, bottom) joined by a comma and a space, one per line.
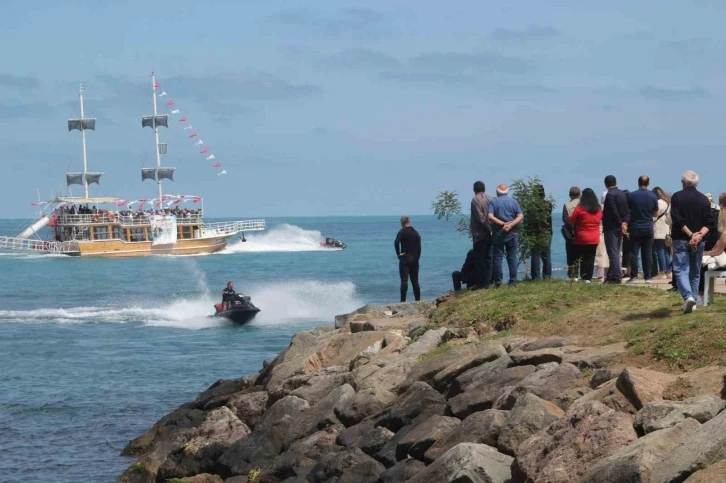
496, 184, 509, 196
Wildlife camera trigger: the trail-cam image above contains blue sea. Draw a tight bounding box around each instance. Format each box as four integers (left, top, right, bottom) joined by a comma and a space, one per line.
0, 216, 567, 482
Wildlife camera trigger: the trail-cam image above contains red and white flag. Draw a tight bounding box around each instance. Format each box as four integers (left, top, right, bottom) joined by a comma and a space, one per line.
154, 82, 160, 88
166, 100, 174, 106
192, 196, 202, 203
213, 162, 221, 168
179, 117, 187, 122
201, 147, 210, 153
117, 199, 128, 207
188, 132, 197, 138
206, 154, 216, 160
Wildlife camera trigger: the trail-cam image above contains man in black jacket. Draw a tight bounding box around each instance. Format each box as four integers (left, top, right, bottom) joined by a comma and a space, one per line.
602, 175, 630, 283
452, 249, 476, 291
470, 181, 493, 288
670, 171, 714, 313
394, 216, 422, 302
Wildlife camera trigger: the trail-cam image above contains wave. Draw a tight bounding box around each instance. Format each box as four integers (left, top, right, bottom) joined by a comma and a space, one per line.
0, 280, 361, 330
222, 224, 341, 253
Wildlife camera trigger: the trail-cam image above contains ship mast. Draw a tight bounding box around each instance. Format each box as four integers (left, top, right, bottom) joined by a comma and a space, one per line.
141, 72, 174, 206
67, 84, 100, 199
79, 84, 89, 199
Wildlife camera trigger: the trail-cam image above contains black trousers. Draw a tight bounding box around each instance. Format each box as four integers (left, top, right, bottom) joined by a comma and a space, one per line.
400, 261, 420, 302
629, 227, 654, 280
473, 237, 493, 288
565, 238, 577, 279
604, 229, 623, 281
573, 244, 598, 281
452, 271, 464, 291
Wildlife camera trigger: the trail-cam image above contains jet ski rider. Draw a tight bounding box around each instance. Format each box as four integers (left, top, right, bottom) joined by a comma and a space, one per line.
222, 281, 236, 311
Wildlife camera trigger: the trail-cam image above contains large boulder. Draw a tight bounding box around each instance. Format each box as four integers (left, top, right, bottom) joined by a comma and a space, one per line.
215, 416, 292, 477
509, 348, 564, 366
563, 343, 627, 369
553, 387, 592, 411
635, 395, 726, 434
448, 354, 516, 397
424, 410, 508, 463
432, 343, 508, 392
259, 395, 309, 429
306, 448, 385, 483
511, 401, 638, 483
495, 363, 582, 409
191, 376, 258, 410
334, 386, 398, 427
373, 381, 447, 432
282, 383, 355, 448
260, 426, 341, 481
519, 336, 565, 352
651, 409, 726, 483
377, 458, 426, 483
169, 475, 224, 483
497, 393, 564, 456
224, 391, 269, 429
155, 407, 251, 479
581, 419, 701, 483
121, 406, 207, 458
672, 366, 726, 399
399, 343, 483, 393
395, 415, 461, 460
616, 367, 678, 410
573, 378, 636, 414
683, 460, 726, 482
407, 443, 513, 483
334, 301, 434, 329
287, 371, 350, 404
336, 421, 393, 456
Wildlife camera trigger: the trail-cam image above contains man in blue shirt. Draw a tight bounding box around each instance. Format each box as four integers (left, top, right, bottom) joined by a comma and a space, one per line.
488, 184, 524, 286
626, 175, 659, 283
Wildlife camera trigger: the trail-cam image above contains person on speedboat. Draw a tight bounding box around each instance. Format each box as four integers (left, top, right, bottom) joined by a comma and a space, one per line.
221, 281, 236, 311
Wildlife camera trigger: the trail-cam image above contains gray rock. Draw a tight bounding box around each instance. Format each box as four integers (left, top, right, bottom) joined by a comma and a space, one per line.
374, 381, 447, 432
401, 328, 448, 359
398, 343, 481, 393
495, 362, 582, 409
535, 362, 560, 372
169, 475, 224, 483
497, 393, 564, 456
334, 386, 398, 427
616, 367, 677, 410
121, 406, 207, 457
306, 448, 385, 483
282, 383, 355, 448
395, 415, 461, 460
509, 348, 564, 366
635, 395, 726, 434
261, 426, 341, 481
683, 460, 726, 482
334, 302, 434, 329
448, 356, 522, 397
288, 372, 350, 404
378, 458, 426, 483
511, 402, 638, 483
424, 410, 508, 463
336, 421, 393, 456
520, 336, 566, 352
651, 409, 726, 483
259, 395, 310, 429
553, 387, 592, 411
572, 378, 636, 414
432, 343, 508, 392
408, 320, 427, 337
191, 376, 257, 409
224, 391, 269, 429
215, 416, 293, 477
407, 443, 514, 483
582, 419, 701, 483
590, 368, 620, 389
563, 342, 627, 369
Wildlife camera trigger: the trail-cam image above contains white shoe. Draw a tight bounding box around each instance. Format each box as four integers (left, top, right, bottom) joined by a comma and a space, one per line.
683, 297, 696, 314
644, 279, 653, 284
584, 280, 591, 284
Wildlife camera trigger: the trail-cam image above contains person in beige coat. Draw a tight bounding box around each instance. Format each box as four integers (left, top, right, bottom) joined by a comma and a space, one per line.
652, 186, 672, 278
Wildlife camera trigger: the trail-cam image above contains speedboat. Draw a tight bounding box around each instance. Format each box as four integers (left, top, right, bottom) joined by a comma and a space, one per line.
212, 294, 260, 324
321, 237, 346, 249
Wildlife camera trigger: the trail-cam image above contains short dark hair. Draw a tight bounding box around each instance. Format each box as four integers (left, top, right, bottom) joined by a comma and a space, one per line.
227, 281, 233, 286
638, 175, 650, 187
473, 181, 485, 193
604, 175, 617, 188
569, 186, 581, 199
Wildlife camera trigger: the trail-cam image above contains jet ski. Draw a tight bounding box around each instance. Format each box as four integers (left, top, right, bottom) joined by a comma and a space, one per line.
321, 237, 347, 249
212, 294, 260, 324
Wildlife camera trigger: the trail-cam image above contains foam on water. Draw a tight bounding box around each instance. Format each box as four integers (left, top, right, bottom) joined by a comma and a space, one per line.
0, 280, 360, 330
223, 224, 341, 253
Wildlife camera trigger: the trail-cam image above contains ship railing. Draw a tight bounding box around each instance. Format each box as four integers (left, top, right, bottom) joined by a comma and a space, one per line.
201, 219, 266, 237
57, 213, 204, 226
0, 236, 80, 254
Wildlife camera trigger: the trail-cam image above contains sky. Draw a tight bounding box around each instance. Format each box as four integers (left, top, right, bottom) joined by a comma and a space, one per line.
2, 0, 726, 218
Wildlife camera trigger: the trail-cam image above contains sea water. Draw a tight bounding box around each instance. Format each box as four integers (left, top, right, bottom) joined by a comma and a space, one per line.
0, 216, 567, 481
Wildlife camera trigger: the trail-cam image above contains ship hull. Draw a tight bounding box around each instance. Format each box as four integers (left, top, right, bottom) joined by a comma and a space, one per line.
72, 235, 231, 257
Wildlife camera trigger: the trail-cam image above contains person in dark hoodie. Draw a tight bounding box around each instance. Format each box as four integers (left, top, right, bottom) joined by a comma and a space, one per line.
452, 249, 476, 291
394, 215, 422, 302
528, 183, 554, 280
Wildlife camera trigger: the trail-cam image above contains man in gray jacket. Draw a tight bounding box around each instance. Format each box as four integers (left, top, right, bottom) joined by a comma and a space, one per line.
470, 181, 493, 289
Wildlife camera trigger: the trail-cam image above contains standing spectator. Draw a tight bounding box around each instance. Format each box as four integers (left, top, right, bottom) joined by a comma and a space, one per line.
570, 188, 603, 282
470, 181, 493, 289
652, 186, 672, 279
626, 176, 659, 283
562, 186, 581, 279
602, 175, 630, 283
529, 184, 554, 280
621, 190, 632, 280
670, 171, 714, 313
394, 216, 422, 302
488, 184, 524, 287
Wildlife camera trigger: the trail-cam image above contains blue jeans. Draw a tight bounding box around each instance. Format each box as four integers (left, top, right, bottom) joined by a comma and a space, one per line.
672, 239, 704, 301
629, 227, 654, 280
530, 242, 552, 280
493, 231, 519, 285
654, 239, 672, 272
604, 229, 623, 281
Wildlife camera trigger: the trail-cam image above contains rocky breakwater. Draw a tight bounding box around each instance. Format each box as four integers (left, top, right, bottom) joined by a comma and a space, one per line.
119, 300, 726, 483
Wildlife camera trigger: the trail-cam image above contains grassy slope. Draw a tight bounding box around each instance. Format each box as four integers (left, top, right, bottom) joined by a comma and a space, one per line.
430, 281, 726, 372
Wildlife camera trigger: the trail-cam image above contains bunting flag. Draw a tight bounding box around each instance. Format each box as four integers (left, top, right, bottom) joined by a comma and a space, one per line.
154, 82, 160, 88
192, 196, 202, 203
155, 77, 226, 174
117, 199, 129, 207
30, 201, 49, 206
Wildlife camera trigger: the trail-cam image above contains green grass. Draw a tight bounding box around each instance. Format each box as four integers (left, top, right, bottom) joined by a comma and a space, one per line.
431, 280, 726, 371
419, 342, 452, 361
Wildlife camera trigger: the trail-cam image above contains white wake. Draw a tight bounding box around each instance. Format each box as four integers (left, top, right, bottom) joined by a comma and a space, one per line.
222, 224, 341, 253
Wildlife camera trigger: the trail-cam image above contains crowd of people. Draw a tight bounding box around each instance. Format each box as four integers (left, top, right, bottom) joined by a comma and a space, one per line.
439, 170, 725, 315
56, 204, 203, 220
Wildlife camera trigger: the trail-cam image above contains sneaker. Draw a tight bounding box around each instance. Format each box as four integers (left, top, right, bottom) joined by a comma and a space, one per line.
626, 276, 638, 283
584, 280, 592, 284
644, 279, 653, 284
683, 297, 696, 314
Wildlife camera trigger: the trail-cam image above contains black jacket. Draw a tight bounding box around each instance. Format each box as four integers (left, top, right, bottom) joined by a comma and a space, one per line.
602, 187, 630, 230
671, 188, 715, 241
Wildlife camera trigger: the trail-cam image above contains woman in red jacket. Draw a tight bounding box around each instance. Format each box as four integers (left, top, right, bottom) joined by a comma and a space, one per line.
570, 188, 603, 282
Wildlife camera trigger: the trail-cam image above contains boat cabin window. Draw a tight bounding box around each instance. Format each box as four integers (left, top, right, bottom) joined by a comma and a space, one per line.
112, 226, 124, 239
129, 227, 147, 242
93, 226, 109, 240
178, 225, 194, 240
